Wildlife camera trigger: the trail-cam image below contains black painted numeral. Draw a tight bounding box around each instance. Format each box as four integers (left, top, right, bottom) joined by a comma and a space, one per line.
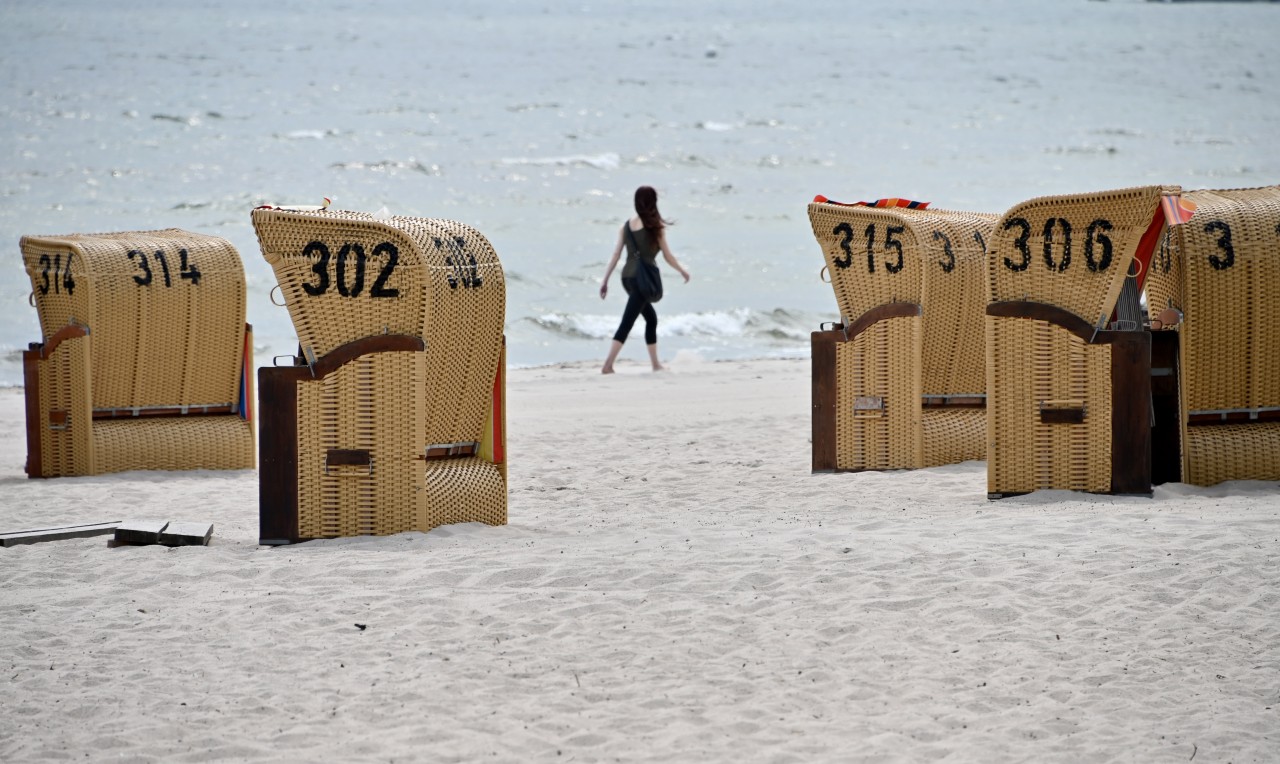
62, 252, 76, 294
1042, 217, 1072, 273
178, 248, 201, 285
369, 242, 401, 298
1204, 220, 1234, 270
335, 243, 366, 298
37, 252, 76, 296
128, 249, 153, 286
1002, 218, 1031, 272
301, 240, 400, 297
302, 241, 331, 296
1084, 219, 1114, 272
973, 230, 987, 253
153, 250, 172, 288
863, 224, 877, 274
126, 247, 200, 288
1157, 231, 1172, 275
831, 223, 853, 270
442, 236, 483, 290
932, 230, 955, 273
883, 225, 904, 274
38, 254, 51, 295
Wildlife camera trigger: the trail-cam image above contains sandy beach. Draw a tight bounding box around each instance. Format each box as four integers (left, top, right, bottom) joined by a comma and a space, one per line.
1, 357, 1276, 762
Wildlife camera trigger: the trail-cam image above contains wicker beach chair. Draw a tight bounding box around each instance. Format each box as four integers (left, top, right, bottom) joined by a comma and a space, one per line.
1142, 186, 1280, 486
20, 229, 255, 477
808, 200, 996, 471
985, 185, 1180, 498
252, 208, 507, 544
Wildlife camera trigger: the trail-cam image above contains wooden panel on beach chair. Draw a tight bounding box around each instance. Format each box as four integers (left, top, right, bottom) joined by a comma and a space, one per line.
1146, 186, 1280, 485
985, 186, 1175, 498
20, 229, 254, 477
808, 200, 995, 470
254, 209, 508, 544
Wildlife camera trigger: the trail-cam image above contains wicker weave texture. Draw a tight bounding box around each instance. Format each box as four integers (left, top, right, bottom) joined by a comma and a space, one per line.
35, 335, 94, 477
93, 417, 255, 474
834, 317, 922, 470
809, 202, 995, 470
259, 208, 509, 538
986, 317, 1113, 494
1185, 424, 1280, 486
988, 186, 1174, 328
922, 409, 986, 466
918, 211, 998, 397
1143, 229, 1184, 327
1170, 186, 1280, 413
807, 203, 926, 322
295, 350, 506, 539
20, 229, 247, 411
252, 209, 505, 363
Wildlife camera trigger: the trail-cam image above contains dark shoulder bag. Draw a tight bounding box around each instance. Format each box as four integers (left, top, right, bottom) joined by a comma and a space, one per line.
625, 224, 663, 303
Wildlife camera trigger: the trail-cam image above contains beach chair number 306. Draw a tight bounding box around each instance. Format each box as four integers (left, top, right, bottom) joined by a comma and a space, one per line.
999, 217, 1116, 274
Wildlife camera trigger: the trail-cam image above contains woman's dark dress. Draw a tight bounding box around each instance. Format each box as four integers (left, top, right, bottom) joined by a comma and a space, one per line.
613, 222, 660, 345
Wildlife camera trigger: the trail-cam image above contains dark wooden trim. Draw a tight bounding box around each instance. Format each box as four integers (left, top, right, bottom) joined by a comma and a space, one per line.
257, 334, 425, 544
811, 329, 841, 472
92, 404, 236, 420
845, 302, 922, 341
310, 334, 425, 379
1109, 330, 1152, 496
38, 324, 89, 360
1040, 408, 1085, 424
23, 347, 43, 479
987, 301, 1095, 343
1188, 410, 1280, 426
922, 396, 986, 409
327, 449, 372, 467
1149, 330, 1181, 486
258, 363, 306, 545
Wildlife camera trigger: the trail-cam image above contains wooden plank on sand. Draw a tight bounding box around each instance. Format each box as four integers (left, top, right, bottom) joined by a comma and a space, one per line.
158, 522, 213, 547
113, 520, 170, 546
0, 522, 122, 548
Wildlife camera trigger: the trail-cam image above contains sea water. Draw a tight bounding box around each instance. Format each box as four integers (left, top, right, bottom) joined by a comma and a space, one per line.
2, 0, 1277, 385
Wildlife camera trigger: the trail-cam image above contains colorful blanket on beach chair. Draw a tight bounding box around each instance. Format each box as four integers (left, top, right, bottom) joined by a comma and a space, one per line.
812, 195, 930, 210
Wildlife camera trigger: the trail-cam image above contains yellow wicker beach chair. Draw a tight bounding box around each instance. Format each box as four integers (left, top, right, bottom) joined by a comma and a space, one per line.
985, 185, 1179, 498
252, 208, 507, 544
808, 201, 996, 471
20, 229, 255, 477
1142, 186, 1280, 486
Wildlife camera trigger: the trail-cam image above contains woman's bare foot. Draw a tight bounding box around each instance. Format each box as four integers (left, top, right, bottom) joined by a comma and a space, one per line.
601, 365, 615, 375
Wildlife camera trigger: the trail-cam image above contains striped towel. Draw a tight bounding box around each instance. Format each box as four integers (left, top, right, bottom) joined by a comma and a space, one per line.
813, 195, 930, 210
1160, 194, 1196, 226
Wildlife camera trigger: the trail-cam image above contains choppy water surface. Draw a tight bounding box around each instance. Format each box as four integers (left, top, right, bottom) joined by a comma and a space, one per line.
2, 0, 1277, 382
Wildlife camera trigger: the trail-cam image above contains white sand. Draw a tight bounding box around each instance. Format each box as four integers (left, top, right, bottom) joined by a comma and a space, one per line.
1, 357, 1277, 762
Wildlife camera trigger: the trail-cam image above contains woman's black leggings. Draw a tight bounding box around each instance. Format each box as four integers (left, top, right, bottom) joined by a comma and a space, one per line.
613, 278, 658, 345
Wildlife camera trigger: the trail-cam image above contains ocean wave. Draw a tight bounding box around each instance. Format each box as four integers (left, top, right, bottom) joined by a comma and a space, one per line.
499, 152, 621, 170
527, 307, 820, 342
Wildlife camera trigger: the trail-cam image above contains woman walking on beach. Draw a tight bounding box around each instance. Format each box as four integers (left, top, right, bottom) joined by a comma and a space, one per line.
599, 185, 691, 374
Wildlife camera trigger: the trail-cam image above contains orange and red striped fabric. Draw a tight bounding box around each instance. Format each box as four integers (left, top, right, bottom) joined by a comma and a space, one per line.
813, 195, 930, 210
